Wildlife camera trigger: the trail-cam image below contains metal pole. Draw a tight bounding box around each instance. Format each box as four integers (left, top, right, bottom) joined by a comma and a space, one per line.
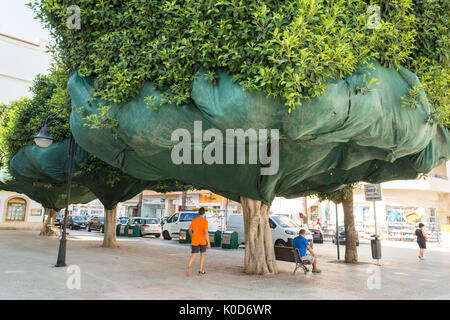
55, 135, 76, 267
335, 202, 340, 261
373, 200, 378, 238
373, 200, 380, 266
224, 198, 229, 231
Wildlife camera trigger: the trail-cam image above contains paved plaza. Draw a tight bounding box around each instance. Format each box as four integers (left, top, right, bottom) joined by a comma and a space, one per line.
0, 230, 449, 300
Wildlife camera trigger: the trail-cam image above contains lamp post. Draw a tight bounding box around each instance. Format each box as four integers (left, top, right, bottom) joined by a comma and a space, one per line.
33, 114, 77, 267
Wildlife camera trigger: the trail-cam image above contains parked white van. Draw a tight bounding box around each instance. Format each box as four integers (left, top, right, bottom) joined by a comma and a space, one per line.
162, 211, 220, 240
226, 214, 313, 247
162, 211, 198, 240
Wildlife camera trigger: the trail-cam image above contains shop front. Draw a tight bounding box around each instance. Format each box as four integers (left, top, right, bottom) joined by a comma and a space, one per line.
386, 206, 439, 242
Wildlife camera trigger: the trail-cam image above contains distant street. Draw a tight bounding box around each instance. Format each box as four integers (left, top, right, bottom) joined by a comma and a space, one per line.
1, 230, 449, 299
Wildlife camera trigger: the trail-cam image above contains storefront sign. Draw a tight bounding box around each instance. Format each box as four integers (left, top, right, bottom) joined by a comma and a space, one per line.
199, 194, 223, 204
403, 211, 423, 223
31, 208, 42, 216
364, 184, 382, 201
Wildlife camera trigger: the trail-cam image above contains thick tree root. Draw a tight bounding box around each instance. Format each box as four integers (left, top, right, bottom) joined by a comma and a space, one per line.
241, 197, 278, 275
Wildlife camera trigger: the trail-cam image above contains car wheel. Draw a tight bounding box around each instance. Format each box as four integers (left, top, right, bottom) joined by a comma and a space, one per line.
101, 226, 104, 233
274, 239, 286, 246
155, 234, 160, 238
87, 226, 91, 232
163, 231, 171, 240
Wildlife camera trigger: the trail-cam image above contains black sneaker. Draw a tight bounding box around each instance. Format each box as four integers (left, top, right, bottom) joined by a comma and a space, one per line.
198, 270, 207, 275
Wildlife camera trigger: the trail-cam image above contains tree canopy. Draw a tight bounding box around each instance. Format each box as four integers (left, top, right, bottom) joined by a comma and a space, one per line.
31, 0, 448, 126
0, 67, 186, 209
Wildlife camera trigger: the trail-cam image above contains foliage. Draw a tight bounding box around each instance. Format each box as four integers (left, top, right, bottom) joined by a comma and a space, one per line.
29, 0, 447, 123
0, 64, 71, 165
316, 183, 360, 204
393, 0, 449, 127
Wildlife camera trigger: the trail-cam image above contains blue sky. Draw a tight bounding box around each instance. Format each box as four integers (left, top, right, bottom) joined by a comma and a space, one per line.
0, 0, 50, 42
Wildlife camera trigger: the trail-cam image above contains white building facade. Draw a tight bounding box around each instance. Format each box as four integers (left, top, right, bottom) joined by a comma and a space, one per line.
271, 162, 450, 245
0, 33, 52, 230
0, 33, 52, 104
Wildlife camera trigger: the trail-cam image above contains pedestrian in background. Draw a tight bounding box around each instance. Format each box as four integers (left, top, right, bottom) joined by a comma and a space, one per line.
186, 207, 211, 276
316, 218, 322, 229
415, 223, 427, 260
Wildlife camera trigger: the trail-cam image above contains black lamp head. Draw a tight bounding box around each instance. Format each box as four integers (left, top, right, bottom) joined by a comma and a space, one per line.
33, 123, 54, 148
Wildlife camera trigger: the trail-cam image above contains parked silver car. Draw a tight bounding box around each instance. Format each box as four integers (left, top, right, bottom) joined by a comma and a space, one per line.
127, 217, 162, 237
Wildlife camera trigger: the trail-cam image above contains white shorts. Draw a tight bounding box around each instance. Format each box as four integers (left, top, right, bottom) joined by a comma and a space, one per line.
301, 254, 314, 264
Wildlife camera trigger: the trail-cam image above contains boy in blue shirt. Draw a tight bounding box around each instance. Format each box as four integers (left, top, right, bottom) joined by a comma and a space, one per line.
292, 229, 321, 273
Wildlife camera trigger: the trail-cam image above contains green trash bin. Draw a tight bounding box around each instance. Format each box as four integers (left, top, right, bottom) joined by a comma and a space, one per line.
222, 231, 239, 249
208, 230, 222, 247
179, 228, 191, 244
127, 224, 140, 237
116, 224, 127, 236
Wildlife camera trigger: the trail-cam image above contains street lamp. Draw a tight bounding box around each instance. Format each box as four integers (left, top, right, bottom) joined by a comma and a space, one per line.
33, 115, 77, 267
32, 122, 54, 147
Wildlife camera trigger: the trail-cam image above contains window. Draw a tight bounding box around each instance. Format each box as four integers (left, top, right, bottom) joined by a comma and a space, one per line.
269, 218, 276, 229
170, 213, 179, 223
271, 216, 297, 228
180, 212, 198, 222
6, 198, 26, 221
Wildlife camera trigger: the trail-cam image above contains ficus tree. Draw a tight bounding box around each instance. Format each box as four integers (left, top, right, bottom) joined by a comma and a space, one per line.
0, 67, 185, 247
316, 184, 359, 263
31, 0, 450, 274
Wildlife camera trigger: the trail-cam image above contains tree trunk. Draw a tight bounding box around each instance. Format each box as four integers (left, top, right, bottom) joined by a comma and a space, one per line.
342, 189, 358, 263
40, 208, 57, 236
137, 192, 144, 217
181, 190, 187, 210
102, 206, 118, 248
303, 196, 308, 226
240, 197, 277, 275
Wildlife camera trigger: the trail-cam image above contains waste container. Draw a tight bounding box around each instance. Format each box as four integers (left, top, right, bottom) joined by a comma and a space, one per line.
286, 238, 293, 247
127, 224, 140, 237
179, 228, 191, 244
208, 230, 222, 247
222, 231, 239, 249
116, 224, 127, 236
371, 238, 382, 259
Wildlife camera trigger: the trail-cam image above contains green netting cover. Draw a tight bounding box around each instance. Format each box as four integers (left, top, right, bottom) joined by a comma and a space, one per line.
0, 167, 95, 211
8, 140, 152, 210
68, 60, 450, 205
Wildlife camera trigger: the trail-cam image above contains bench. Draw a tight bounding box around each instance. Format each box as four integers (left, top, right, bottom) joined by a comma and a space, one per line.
274, 246, 311, 275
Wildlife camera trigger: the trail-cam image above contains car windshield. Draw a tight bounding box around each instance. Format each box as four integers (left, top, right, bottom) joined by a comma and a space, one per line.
73, 216, 86, 221
180, 212, 198, 222
271, 216, 297, 228
145, 218, 159, 224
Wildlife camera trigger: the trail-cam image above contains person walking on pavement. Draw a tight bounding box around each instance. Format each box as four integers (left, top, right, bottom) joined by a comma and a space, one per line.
415, 223, 427, 260
186, 207, 211, 276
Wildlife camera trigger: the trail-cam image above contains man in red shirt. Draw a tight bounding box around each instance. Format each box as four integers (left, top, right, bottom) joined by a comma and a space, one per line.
186, 207, 211, 276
